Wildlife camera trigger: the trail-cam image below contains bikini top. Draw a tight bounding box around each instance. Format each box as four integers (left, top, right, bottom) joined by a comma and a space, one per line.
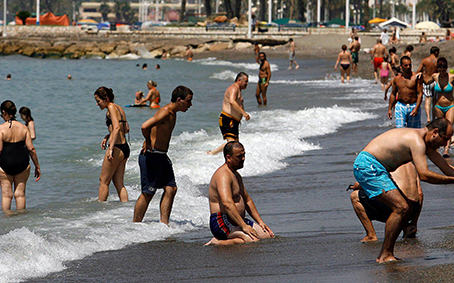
105, 105, 127, 127
434, 81, 453, 93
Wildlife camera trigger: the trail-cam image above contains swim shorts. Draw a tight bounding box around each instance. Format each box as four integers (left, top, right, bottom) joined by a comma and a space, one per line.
351, 51, 359, 64
395, 101, 421, 128
423, 82, 435, 97
374, 57, 384, 69
353, 151, 398, 199
138, 150, 176, 196
210, 212, 254, 240
219, 111, 240, 140
259, 77, 267, 85
359, 189, 421, 223
289, 51, 296, 61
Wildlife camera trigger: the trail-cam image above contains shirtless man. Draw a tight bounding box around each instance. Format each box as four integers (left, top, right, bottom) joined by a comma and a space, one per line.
206, 141, 274, 245
350, 162, 423, 242
185, 46, 193, 61
387, 56, 423, 128
133, 86, 194, 224
349, 36, 361, 74
140, 80, 161, 109
371, 39, 388, 84
288, 38, 299, 70
254, 42, 260, 64
256, 52, 271, 105
353, 118, 454, 262
208, 72, 250, 155
416, 46, 440, 123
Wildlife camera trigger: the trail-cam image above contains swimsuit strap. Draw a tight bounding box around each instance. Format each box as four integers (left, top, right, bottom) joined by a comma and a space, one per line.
8, 118, 15, 129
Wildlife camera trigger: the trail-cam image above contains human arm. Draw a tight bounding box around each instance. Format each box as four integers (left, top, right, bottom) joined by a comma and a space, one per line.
28, 121, 36, 140
334, 53, 340, 69
25, 130, 41, 181
228, 89, 250, 121
384, 78, 393, 100
140, 109, 168, 153
410, 76, 424, 117
241, 185, 275, 238
140, 89, 153, 104
412, 141, 454, 183
387, 80, 398, 119
106, 104, 122, 162
101, 133, 110, 149
265, 63, 271, 87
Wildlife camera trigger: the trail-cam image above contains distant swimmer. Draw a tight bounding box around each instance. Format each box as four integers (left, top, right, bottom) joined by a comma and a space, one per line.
256, 52, 271, 106
416, 46, 439, 123
134, 91, 147, 106
67, 75, 72, 80
353, 118, 454, 262
0, 100, 41, 211
387, 56, 423, 128
371, 39, 388, 84
140, 80, 161, 109
254, 42, 260, 64
185, 46, 193, 61
6, 74, 11, 80
133, 86, 194, 224
288, 38, 299, 70
334, 44, 352, 84
94, 87, 130, 203
19, 107, 36, 140
205, 141, 275, 245
208, 72, 250, 155
155, 64, 161, 70
142, 63, 148, 70
350, 162, 423, 242
349, 36, 361, 74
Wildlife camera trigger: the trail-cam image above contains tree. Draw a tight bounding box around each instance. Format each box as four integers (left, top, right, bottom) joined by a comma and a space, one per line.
99, 2, 111, 22
113, 0, 135, 23
224, 0, 234, 18
17, 11, 31, 25
234, 0, 241, 18
179, 0, 187, 22
204, 0, 212, 17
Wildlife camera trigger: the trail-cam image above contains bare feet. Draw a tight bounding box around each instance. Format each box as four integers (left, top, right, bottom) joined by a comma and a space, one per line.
295, 65, 299, 69
361, 235, 378, 242
207, 150, 213, 155
403, 225, 417, 238
377, 255, 402, 263
204, 237, 219, 246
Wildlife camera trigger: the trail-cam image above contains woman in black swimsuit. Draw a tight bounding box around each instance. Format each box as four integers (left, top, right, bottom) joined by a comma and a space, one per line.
94, 87, 130, 202
334, 44, 353, 84
0, 100, 41, 211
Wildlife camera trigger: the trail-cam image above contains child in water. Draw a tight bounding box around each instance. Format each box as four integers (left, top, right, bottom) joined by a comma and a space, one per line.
380, 55, 392, 91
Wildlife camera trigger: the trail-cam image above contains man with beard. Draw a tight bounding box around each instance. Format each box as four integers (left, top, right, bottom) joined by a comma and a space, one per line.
256, 52, 271, 105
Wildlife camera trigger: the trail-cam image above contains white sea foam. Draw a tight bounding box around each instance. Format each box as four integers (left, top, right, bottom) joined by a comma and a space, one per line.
198, 57, 278, 71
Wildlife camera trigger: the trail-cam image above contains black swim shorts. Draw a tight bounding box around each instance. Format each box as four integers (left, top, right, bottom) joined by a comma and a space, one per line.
138, 151, 176, 195
219, 112, 240, 140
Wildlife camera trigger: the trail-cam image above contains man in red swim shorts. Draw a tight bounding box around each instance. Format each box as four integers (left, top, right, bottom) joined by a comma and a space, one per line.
371, 39, 388, 84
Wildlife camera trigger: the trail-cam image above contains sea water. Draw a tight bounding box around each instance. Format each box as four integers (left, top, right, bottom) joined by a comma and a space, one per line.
0, 54, 385, 282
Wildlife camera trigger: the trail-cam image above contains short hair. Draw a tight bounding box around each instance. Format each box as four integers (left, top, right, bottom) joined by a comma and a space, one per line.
223, 141, 244, 159
430, 46, 440, 55
342, 44, 347, 51
289, 38, 293, 42
427, 118, 451, 137
405, 45, 414, 52
235, 72, 248, 82
1, 100, 17, 118
377, 39, 382, 43
19, 107, 33, 122
437, 57, 448, 68
354, 36, 359, 40
171, 85, 193, 103
400, 56, 411, 65
94, 86, 115, 102
389, 47, 397, 54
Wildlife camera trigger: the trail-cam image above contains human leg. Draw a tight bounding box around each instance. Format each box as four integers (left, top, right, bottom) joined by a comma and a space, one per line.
442, 107, 454, 157
133, 193, 154, 222
425, 97, 433, 123
160, 186, 177, 224
346, 66, 351, 83
112, 157, 129, 202
12, 165, 30, 210
350, 190, 378, 242
374, 189, 410, 263
98, 150, 122, 201
261, 84, 268, 105
255, 83, 263, 105
340, 68, 345, 83
0, 169, 14, 211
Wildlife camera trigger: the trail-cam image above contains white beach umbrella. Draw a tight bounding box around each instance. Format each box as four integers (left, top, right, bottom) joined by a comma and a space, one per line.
415, 21, 440, 30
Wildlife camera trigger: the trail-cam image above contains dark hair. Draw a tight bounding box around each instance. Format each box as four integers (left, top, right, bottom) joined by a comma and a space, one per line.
223, 141, 244, 159
400, 55, 411, 65
235, 72, 248, 82
430, 46, 440, 55
383, 54, 389, 62
171, 85, 193, 103
427, 118, 451, 137
342, 44, 347, 51
392, 66, 402, 74
1, 100, 17, 118
94, 86, 115, 102
354, 36, 359, 40
289, 38, 293, 42
19, 107, 33, 123
437, 57, 448, 68
405, 45, 414, 52
259, 52, 267, 60
389, 47, 397, 54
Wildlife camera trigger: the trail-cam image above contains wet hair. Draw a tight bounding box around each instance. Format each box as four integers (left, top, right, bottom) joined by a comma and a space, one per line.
147, 80, 157, 87
389, 47, 397, 54
289, 38, 293, 42
94, 86, 115, 102
405, 45, 414, 52
171, 85, 193, 103
427, 118, 451, 137
342, 44, 347, 51
1, 100, 17, 119
6, 74, 11, 79
259, 52, 267, 60
235, 72, 248, 82
142, 63, 147, 69
223, 141, 244, 159
430, 46, 440, 55
437, 57, 448, 68
400, 55, 411, 65
354, 36, 358, 40
19, 107, 33, 123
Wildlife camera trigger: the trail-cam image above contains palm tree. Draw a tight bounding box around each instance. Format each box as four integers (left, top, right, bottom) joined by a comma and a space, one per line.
16, 11, 31, 25
205, 0, 212, 16
99, 2, 111, 22
179, 0, 187, 22
224, 0, 234, 18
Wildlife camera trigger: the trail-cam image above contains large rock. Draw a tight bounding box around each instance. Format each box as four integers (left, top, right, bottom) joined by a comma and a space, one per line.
192, 43, 209, 54
170, 45, 187, 55
115, 44, 130, 56
98, 42, 117, 53
84, 51, 106, 59
20, 45, 36, 56
2, 43, 21, 55
149, 49, 163, 58
235, 42, 252, 49
209, 42, 230, 51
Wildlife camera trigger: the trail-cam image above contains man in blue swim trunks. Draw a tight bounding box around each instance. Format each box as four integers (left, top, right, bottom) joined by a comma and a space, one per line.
205, 141, 274, 245
353, 118, 454, 263
133, 86, 193, 224
387, 56, 423, 128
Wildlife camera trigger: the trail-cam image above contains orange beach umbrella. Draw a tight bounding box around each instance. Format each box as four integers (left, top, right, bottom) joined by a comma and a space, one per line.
369, 18, 387, 24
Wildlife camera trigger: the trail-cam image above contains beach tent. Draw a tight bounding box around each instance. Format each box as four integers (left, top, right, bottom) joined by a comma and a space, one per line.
272, 18, 302, 25
368, 18, 386, 24
415, 21, 440, 30
15, 12, 69, 25
77, 19, 99, 25
378, 17, 409, 29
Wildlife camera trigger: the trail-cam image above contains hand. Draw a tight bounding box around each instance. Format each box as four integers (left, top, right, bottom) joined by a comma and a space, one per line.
35, 168, 41, 181
387, 109, 393, 120
384, 94, 388, 101
264, 83, 269, 87
101, 138, 107, 150
140, 141, 151, 155
107, 148, 114, 162
259, 223, 275, 238
244, 113, 251, 121
242, 225, 259, 240
410, 108, 418, 117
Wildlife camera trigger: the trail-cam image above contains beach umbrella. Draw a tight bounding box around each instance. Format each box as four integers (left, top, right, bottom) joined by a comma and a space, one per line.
368, 18, 387, 24
77, 19, 98, 25
415, 21, 440, 30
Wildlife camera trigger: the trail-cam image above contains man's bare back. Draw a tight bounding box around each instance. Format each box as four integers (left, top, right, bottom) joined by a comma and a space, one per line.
350, 41, 360, 52
372, 43, 387, 58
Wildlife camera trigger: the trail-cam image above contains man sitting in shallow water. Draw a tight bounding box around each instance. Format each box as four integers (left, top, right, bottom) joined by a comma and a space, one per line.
206, 141, 274, 245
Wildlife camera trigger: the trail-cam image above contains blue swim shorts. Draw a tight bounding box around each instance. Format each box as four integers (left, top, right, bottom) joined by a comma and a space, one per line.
353, 151, 398, 199
139, 151, 176, 195
395, 101, 421, 129
210, 213, 254, 240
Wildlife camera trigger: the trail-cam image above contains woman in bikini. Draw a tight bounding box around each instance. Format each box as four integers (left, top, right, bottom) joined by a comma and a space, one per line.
379, 55, 392, 91
0, 100, 40, 211
94, 86, 130, 202
334, 45, 353, 84
142, 81, 161, 109
423, 57, 454, 157
19, 107, 36, 140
